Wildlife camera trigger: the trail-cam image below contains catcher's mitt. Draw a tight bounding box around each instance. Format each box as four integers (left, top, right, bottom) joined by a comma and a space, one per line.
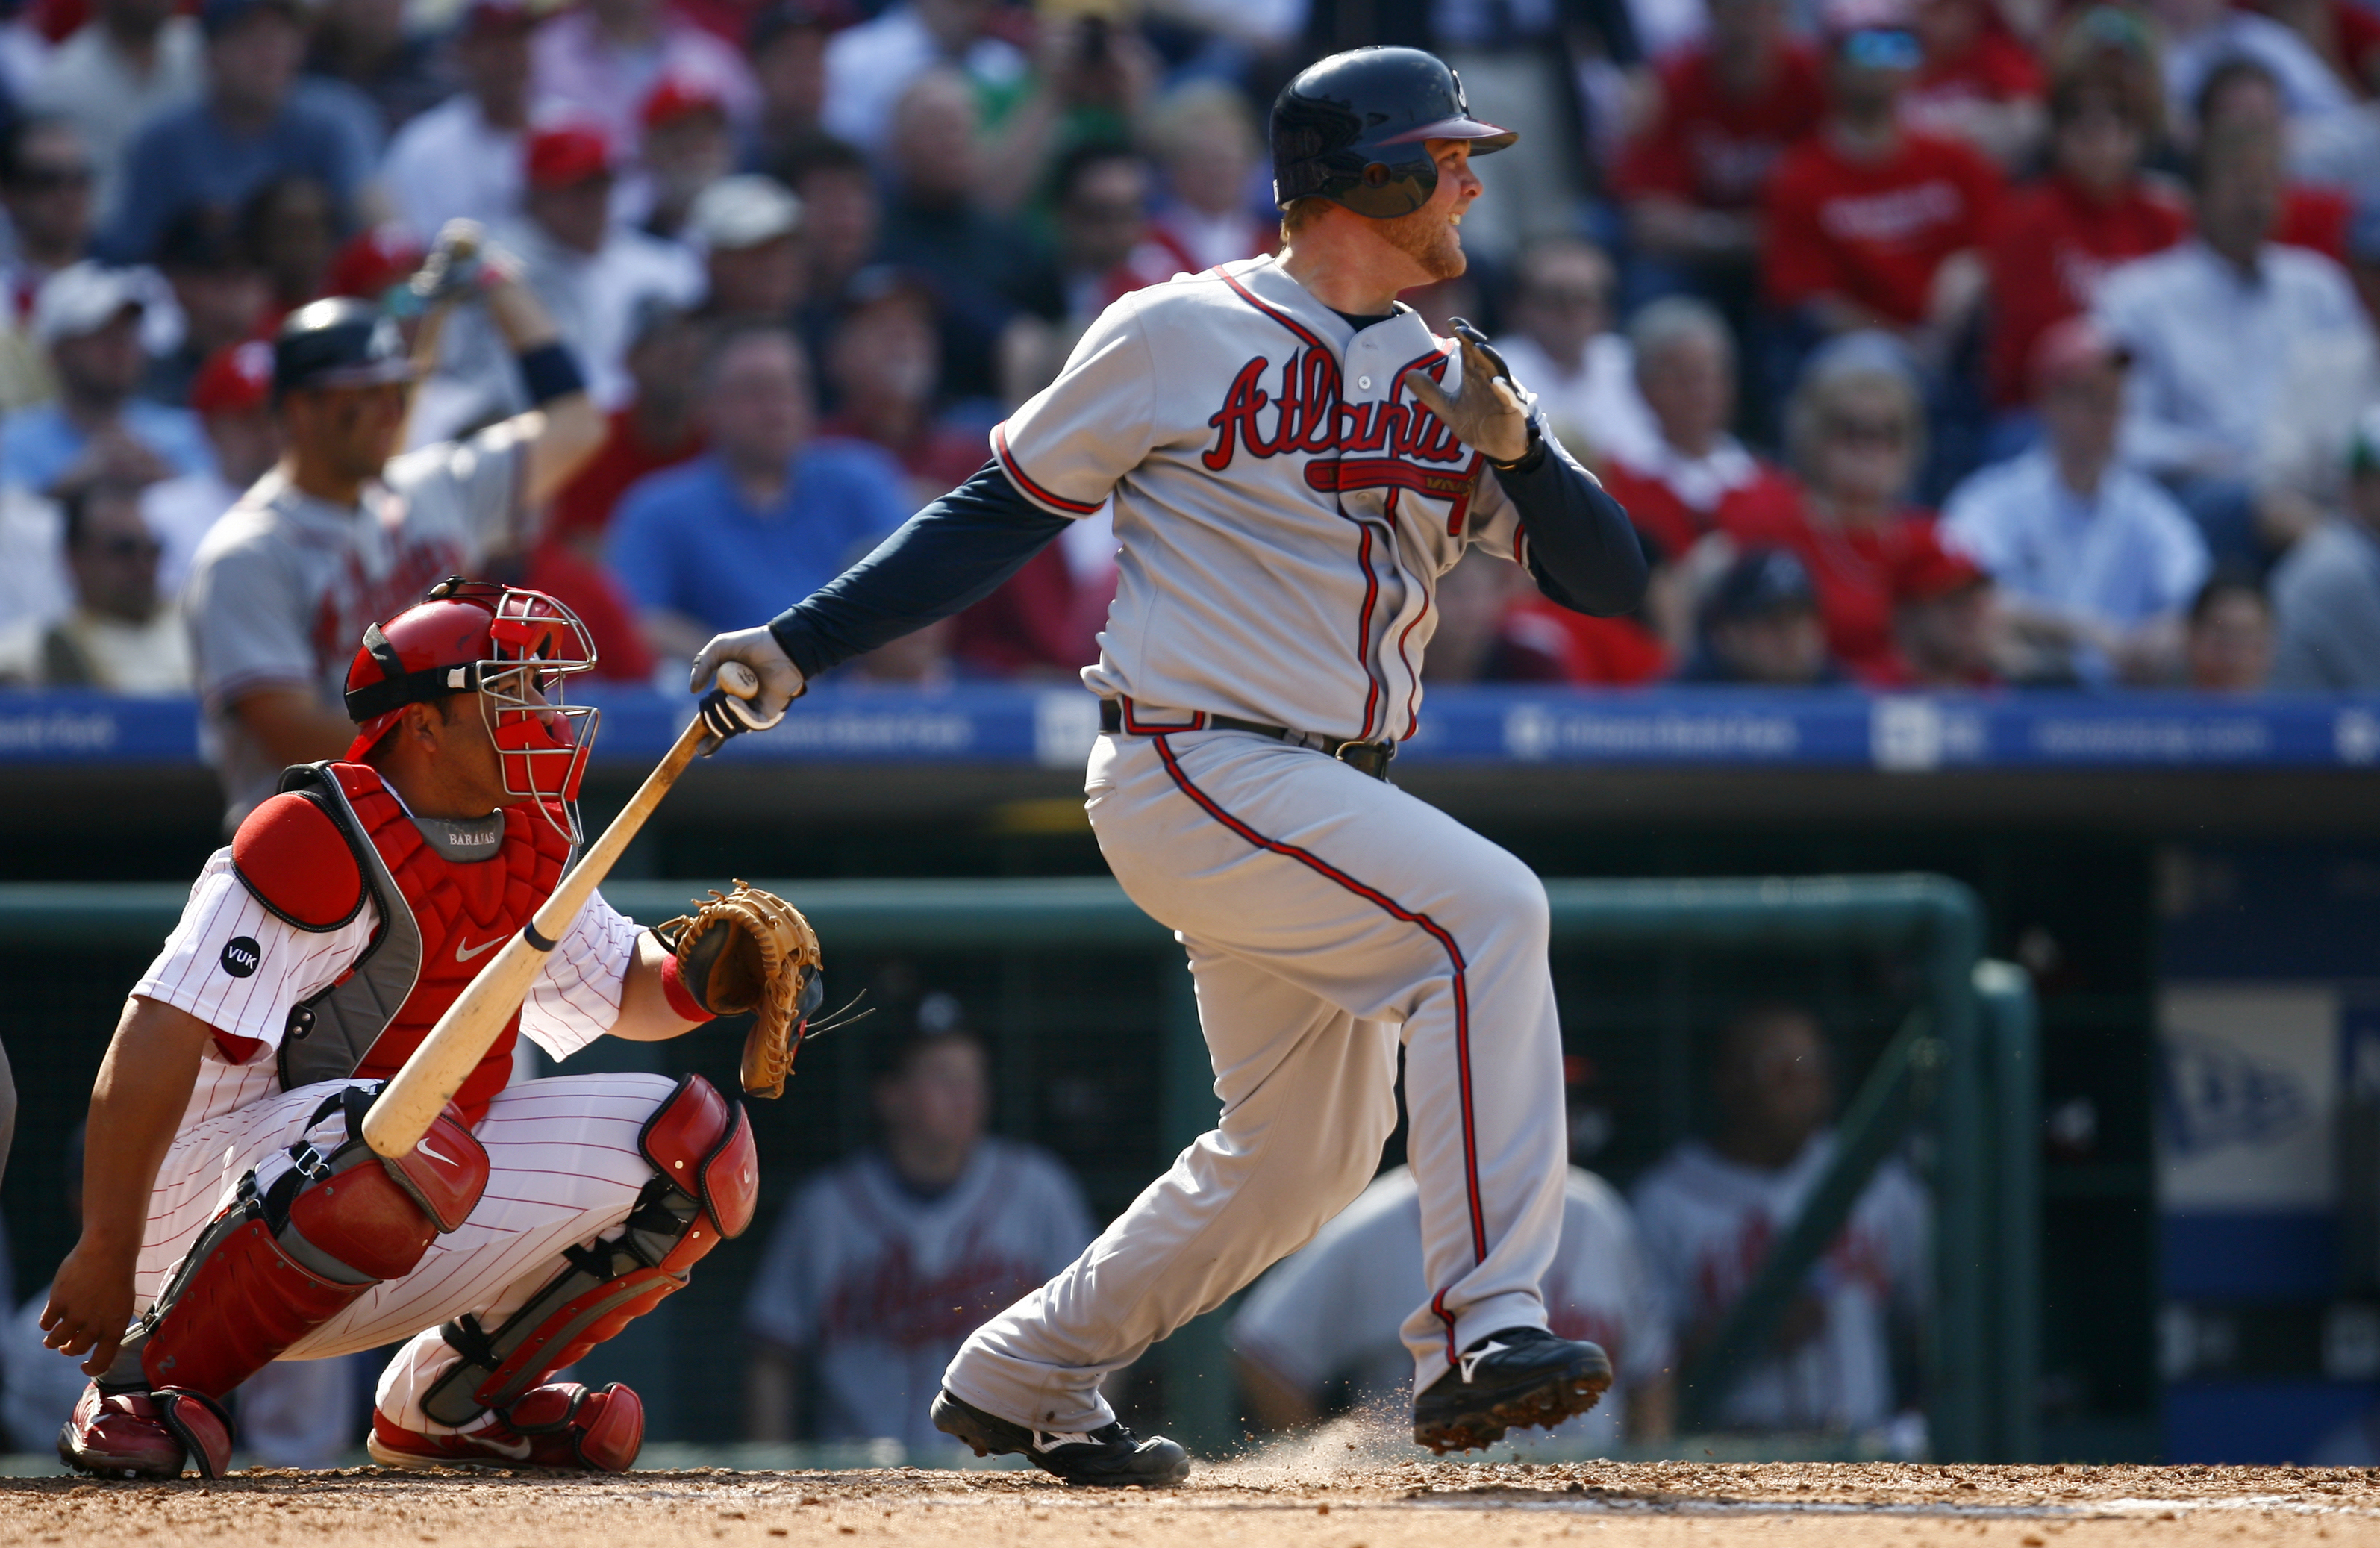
655, 881, 823, 1099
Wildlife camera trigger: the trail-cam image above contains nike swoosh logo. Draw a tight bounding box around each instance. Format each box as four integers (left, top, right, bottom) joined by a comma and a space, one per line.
416, 1138, 452, 1167
1459, 1341, 1508, 1384
477, 1434, 531, 1460
454, 935, 505, 964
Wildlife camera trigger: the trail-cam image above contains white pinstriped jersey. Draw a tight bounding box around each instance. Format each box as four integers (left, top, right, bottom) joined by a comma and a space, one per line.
992, 254, 1558, 744
134, 846, 643, 1130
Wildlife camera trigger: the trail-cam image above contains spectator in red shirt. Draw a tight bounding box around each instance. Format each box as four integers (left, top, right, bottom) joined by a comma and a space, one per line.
1599, 296, 1804, 560
545, 299, 707, 555
640, 72, 737, 243
1618, 0, 1825, 296
1985, 34, 2187, 409
1884, 542, 2001, 686
1900, 0, 2046, 169
1725, 336, 1948, 675
1762, 0, 2002, 363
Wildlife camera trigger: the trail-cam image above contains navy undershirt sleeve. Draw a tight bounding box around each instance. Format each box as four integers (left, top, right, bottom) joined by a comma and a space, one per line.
767, 459, 1073, 678
1495, 431, 1652, 617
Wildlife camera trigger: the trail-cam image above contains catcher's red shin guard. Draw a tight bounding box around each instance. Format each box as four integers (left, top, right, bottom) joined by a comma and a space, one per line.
419, 1075, 755, 1429
63, 1087, 487, 1479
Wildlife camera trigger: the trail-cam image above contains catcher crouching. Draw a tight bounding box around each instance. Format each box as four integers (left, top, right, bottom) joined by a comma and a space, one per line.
40, 579, 821, 1478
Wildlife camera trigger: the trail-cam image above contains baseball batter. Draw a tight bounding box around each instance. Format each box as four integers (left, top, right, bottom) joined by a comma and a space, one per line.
40, 306, 820, 1482
694, 47, 1650, 1483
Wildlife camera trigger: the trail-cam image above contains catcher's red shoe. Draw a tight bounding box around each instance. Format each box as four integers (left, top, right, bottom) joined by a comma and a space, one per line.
58, 1382, 234, 1479
368, 1381, 644, 1472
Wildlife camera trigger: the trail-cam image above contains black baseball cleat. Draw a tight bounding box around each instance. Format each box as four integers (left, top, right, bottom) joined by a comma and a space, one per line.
1411, 1326, 1613, 1454
930, 1388, 1192, 1487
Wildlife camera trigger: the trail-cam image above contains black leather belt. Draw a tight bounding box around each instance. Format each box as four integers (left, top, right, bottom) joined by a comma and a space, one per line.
1099, 697, 1396, 781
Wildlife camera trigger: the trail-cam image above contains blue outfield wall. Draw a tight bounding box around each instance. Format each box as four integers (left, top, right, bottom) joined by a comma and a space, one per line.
4, 684, 2380, 770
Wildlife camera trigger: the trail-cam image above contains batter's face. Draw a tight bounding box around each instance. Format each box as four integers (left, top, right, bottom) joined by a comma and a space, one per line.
1377, 139, 1481, 284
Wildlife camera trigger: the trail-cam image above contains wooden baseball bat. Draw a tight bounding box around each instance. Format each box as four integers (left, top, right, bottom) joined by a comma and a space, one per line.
361, 662, 760, 1158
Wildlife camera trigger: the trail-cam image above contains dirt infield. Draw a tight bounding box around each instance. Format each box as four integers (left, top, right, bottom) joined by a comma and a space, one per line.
7, 1457, 2380, 1548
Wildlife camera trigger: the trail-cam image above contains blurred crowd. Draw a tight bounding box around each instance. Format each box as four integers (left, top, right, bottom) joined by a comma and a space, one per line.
0, 0, 2375, 697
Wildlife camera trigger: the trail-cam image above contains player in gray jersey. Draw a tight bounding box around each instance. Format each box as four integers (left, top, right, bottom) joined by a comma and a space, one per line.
182, 224, 605, 828
690, 46, 1651, 1485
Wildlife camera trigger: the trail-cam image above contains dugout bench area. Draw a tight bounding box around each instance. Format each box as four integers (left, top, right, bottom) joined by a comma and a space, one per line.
8, 682, 2380, 1465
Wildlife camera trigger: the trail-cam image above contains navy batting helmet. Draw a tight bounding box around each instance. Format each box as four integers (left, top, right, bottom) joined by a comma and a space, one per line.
272, 296, 416, 397
1270, 47, 1517, 219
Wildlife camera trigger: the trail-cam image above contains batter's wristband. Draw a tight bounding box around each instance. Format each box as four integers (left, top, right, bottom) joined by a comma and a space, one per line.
515, 342, 586, 405
658, 945, 715, 1023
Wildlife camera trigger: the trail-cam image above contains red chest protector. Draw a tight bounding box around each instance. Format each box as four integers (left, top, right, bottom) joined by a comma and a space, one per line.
232, 761, 573, 1124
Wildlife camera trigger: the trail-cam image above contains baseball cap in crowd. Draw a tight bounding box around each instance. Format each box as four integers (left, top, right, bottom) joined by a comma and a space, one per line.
1893, 540, 1990, 606
2027, 315, 2130, 397
749, 0, 847, 52
33, 262, 147, 346
272, 297, 416, 396
200, 0, 304, 37
643, 72, 728, 131
1705, 547, 1820, 626
190, 339, 275, 416
526, 122, 614, 189
322, 223, 428, 305
690, 174, 803, 252
1823, 0, 1922, 66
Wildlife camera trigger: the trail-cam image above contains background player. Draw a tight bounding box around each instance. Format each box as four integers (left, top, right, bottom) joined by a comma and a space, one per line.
742, 993, 1094, 1450
183, 225, 605, 831
40, 578, 808, 1478
687, 46, 1652, 1482
1631, 1002, 1930, 1439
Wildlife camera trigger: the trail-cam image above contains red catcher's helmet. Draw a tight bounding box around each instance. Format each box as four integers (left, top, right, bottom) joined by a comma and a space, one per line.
342, 576, 600, 842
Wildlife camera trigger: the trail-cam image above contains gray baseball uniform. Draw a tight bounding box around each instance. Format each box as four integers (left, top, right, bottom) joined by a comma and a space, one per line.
181, 425, 531, 826
940, 255, 1616, 1435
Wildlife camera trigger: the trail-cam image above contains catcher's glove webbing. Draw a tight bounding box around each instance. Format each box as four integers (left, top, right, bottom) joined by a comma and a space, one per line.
654, 881, 823, 1099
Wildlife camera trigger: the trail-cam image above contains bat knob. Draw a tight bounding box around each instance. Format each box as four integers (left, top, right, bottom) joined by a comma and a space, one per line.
716, 661, 760, 699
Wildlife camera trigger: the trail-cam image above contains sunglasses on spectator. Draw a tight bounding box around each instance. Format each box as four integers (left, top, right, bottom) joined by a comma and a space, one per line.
86, 535, 163, 561
1528, 284, 1611, 309
1827, 416, 1908, 446
1840, 28, 1923, 69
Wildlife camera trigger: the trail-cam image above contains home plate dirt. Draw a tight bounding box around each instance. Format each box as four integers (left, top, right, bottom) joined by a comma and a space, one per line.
7, 1456, 2380, 1548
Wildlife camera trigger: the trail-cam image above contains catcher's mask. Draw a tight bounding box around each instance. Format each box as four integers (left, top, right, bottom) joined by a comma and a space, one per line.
342, 576, 600, 843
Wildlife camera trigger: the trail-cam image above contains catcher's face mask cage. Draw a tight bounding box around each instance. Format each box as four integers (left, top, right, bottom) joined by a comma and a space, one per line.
480, 588, 599, 841
343, 577, 601, 845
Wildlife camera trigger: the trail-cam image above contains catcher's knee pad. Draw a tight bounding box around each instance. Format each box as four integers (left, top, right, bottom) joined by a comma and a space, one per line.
421, 1074, 755, 1427
122, 1086, 487, 1403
